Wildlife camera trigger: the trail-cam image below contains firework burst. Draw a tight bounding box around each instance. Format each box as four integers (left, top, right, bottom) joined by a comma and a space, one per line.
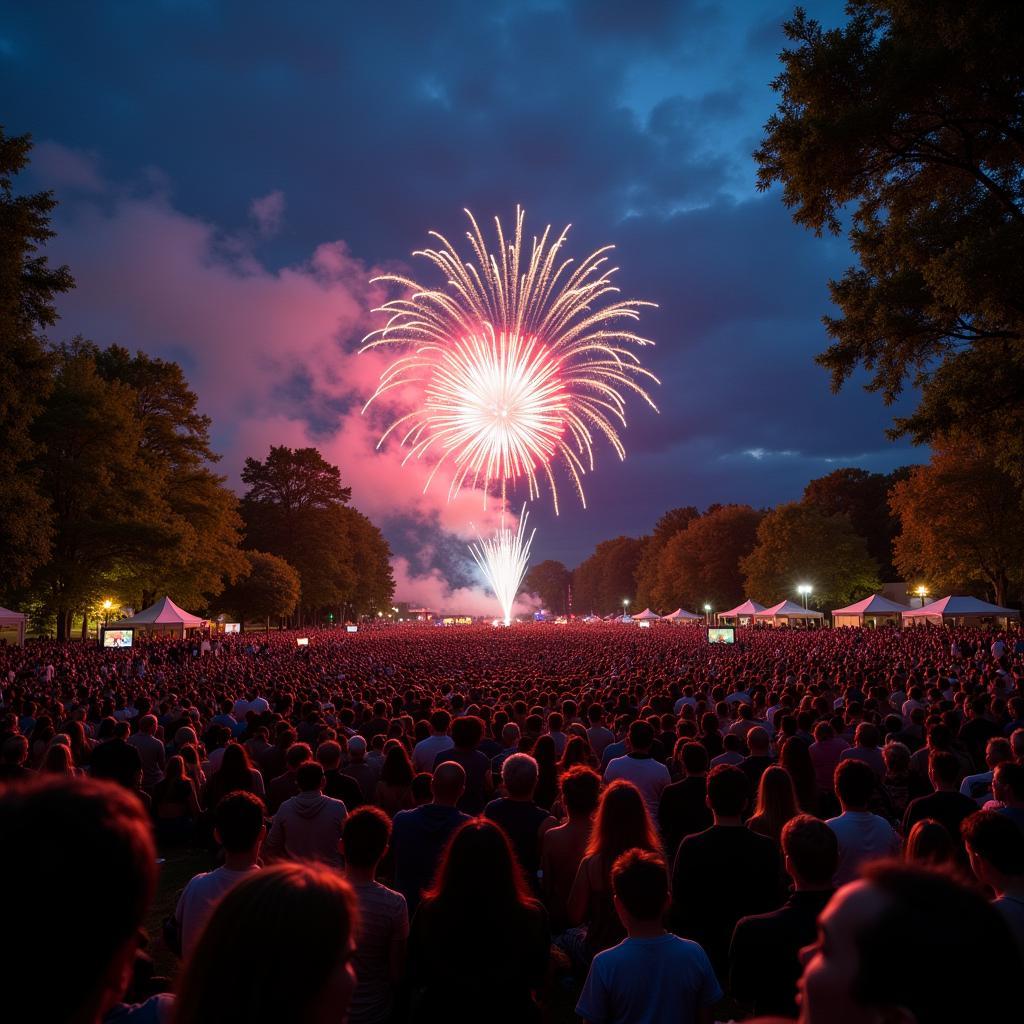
360, 206, 659, 512
468, 507, 536, 626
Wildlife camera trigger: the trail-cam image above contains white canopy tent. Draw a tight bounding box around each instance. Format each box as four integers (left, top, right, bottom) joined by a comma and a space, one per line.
754, 600, 825, 627
107, 596, 206, 637
662, 607, 703, 623
632, 607, 661, 621
832, 594, 910, 628
902, 595, 1020, 628
0, 606, 27, 647
717, 599, 765, 625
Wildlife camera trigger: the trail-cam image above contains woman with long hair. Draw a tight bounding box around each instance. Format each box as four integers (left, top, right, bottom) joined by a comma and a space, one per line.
177, 742, 207, 794
566, 779, 661, 961
202, 741, 263, 809
747, 765, 800, 844
408, 819, 549, 1022
532, 734, 559, 811
780, 737, 818, 814
41, 742, 76, 776
374, 741, 415, 817
65, 720, 93, 768
904, 818, 957, 870
557, 735, 593, 774
152, 754, 201, 846
173, 864, 358, 1024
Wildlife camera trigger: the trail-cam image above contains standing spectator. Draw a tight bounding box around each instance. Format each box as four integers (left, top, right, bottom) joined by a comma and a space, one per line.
962, 810, 1024, 954
730, 814, 838, 1018
91, 720, 144, 792
0, 734, 33, 783
991, 761, 1024, 832
738, 727, 775, 790
576, 850, 721, 1024
202, 741, 264, 808
342, 736, 383, 804
431, 715, 492, 814
809, 721, 847, 800
411, 710, 453, 774
265, 742, 312, 814
174, 790, 265, 957
374, 743, 415, 817
746, 765, 800, 844
342, 808, 409, 1024
838, 722, 886, 777
263, 761, 347, 867
318, 739, 364, 810
902, 751, 978, 856
960, 736, 1013, 805
604, 721, 670, 814
484, 753, 556, 887
904, 819, 957, 870
586, 706, 615, 762
127, 714, 166, 790
779, 736, 818, 814
827, 760, 900, 885
671, 765, 784, 980
657, 741, 713, 861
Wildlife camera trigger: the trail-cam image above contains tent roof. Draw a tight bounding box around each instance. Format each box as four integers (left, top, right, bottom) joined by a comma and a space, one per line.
0, 605, 26, 625
719, 599, 766, 617
756, 600, 825, 619
902, 595, 1020, 619
109, 595, 205, 628
632, 607, 661, 620
832, 594, 910, 616
662, 607, 702, 620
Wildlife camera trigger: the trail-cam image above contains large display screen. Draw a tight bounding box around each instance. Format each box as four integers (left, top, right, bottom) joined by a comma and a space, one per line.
296, 637, 309, 647
346, 625, 358, 633
707, 626, 736, 644
102, 629, 134, 649
223, 622, 241, 634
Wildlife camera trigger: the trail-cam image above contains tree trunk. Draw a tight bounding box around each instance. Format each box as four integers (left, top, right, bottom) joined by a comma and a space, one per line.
80, 613, 88, 641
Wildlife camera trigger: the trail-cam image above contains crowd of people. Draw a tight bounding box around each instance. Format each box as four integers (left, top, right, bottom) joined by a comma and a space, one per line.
2, 621, 1023, 1023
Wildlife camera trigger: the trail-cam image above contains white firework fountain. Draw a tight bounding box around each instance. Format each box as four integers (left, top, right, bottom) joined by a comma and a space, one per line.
469, 506, 536, 626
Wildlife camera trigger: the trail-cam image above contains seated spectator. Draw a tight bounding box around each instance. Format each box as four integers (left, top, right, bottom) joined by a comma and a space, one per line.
408, 819, 549, 1023
747, 765, 800, 844
318, 739, 364, 809
374, 742, 415, 817
173, 863, 358, 1024
962, 809, 1024, 955
0, 734, 33, 783
342, 807, 409, 1024
174, 790, 265, 957
793, 862, 1022, 1024
264, 741, 312, 814
128, 714, 166, 791
263, 761, 347, 867
671, 764, 784, 981
904, 818, 957, 870
730, 814, 838, 1018
827, 760, 900, 885
739, 727, 775, 790
809, 721, 847, 797
960, 736, 1013, 805
838, 722, 885, 777
202, 741, 264, 809
542, 765, 601, 932
391, 761, 470, 912
0, 777, 158, 1024
604, 721, 670, 814
484, 753, 556, 888
902, 751, 978, 857
431, 715, 492, 814
577, 849, 721, 1024
151, 754, 201, 845
91, 720, 144, 792
657, 741, 713, 861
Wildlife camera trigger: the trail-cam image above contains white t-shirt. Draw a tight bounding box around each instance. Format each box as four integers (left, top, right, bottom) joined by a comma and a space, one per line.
175, 865, 260, 956
826, 811, 900, 886
604, 755, 670, 813
412, 734, 454, 774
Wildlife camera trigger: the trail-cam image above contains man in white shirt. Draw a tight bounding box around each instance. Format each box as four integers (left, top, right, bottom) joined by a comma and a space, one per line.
412, 709, 454, 774
174, 791, 265, 957
827, 760, 899, 885
605, 721, 670, 814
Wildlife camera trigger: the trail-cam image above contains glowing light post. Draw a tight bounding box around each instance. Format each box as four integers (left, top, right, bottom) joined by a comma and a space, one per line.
798, 584, 812, 611
102, 599, 113, 627
704, 603, 712, 626
915, 585, 929, 608
622, 598, 630, 620
469, 506, 536, 627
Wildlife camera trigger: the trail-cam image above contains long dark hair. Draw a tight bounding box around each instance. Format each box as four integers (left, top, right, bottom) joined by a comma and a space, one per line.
585, 780, 661, 867
380, 742, 414, 787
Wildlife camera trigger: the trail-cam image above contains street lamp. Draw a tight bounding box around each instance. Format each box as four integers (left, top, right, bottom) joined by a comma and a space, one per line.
703, 603, 712, 625
102, 599, 113, 626
622, 598, 630, 619
797, 584, 812, 609
915, 585, 929, 607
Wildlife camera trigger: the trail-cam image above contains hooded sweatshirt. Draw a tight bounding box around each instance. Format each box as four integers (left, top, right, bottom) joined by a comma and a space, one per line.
264, 790, 347, 867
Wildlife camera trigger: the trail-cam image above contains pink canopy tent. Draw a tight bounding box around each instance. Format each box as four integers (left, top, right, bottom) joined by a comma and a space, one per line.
902, 595, 1020, 627
832, 594, 909, 627
107, 596, 206, 636
717, 599, 765, 625
754, 600, 825, 627
0, 605, 26, 647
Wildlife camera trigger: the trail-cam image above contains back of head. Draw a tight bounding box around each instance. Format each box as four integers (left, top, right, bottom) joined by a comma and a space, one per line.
628, 719, 654, 752
707, 764, 750, 818
995, 761, 1024, 802
782, 814, 838, 885
501, 752, 538, 798
929, 749, 960, 788
317, 740, 342, 770
611, 848, 669, 923
681, 741, 709, 776
429, 709, 451, 734
746, 726, 770, 755
905, 818, 955, 868
560, 765, 601, 817
961, 810, 1024, 876
451, 715, 484, 749
347, 735, 367, 760
173, 864, 358, 1024
296, 761, 325, 792
342, 806, 391, 868
0, 778, 156, 1023
589, 779, 659, 862
431, 760, 466, 803
215, 791, 267, 853
834, 759, 875, 809
286, 742, 313, 770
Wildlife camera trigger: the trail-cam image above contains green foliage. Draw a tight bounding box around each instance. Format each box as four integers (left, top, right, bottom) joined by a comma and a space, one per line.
633, 506, 700, 609
756, 3, 1024, 480
572, 536, 644, 615
524, 559, 572, 615
0, 129, 73, 594
741, 501, 880, 609
218, 550, 300, 625
890, 437, 1024, 607
338, 506, 395, 616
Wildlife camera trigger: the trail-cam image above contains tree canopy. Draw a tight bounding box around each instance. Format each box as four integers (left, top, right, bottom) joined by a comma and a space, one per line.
524, 560, 572, 615
572, 536, 644, 615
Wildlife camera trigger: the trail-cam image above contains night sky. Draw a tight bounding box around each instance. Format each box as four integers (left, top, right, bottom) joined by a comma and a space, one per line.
2, 1, 925, 611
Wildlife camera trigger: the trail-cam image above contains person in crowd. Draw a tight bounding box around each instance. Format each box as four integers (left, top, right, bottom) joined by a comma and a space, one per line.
531, 734, 560, 810
576, 849, 721, 1024
411, 709, 452, 774
431, 715, 492, 814
407, 819, 549, 1023
904, 818, 957, 870
568, 779, 662, 963
657, 741, 713, 860
879, 740, 923, 822
41, 740, 77, 776
730, 814, 838, 1019
746, 765, 800, 844
0, 733, 33, 783
484, 752, 556, 888
990, 761, 1024, 831
318, 739, 364, 810
779, 736, 818, 814
374, 742, 415, 817
202, 741, 264, 808
342, 735, 383, 804
902, 750, 978, 857
604, 720, 670, 814
172, 863, 358, 1024
960, 736, 1013, 804
91, 720, 145, 792
739, 727, 775, 790
808, 721, 847, 800
263, 760, 347, 867
128, 714, 166, 791
341, 807, 409, 1024
174, 790, 265, 957
827, 760, 900, 885
391, 761, 470, 912
0, 777, 160, 1024
838, 722, 885, 778
264, 741, 312, 813
961, 809, 1024, 953
671, 764, 784, 980
542, 765, 601, 933
151, 754, 202, 845
586, 705, 615, 762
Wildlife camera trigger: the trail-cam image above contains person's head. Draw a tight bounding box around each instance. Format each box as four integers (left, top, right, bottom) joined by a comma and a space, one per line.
214, 791, 266, 855
342, 806, 391, 870
429, 709, 451, 735
681, 741, 709, 776
904, 819, 955, 869
164, 753, 186, 782
501, 752, 539, 799
317, 740, 342, 771
286, 742, 313, 771
41, 742, 75, 775
611, 848, 669, 929
451, 715, 484, 750
627, 720, 654, 753
2, 734, 28, 765
296, 761, 325, 793
798, 862, 1022, 1024
138, 713, 157, 736
173, 864, 358, 1024
431, 760, 466, 805
881, 741, 911, 776
993, 761, 1024, 806
752, 765, 799, 837
1, 778, 156, 1023
834, 760, 875, 812
782, 814, 838, 889
706, 764, 751, 820
587, 779, 660, 864
962, 810, 1024, 891
747, 726, 770, 755
380, 743, 413, 786
853, 722, 878, 750
346, 735, 367, 762
501, 721, 521, 748
984, 736, 1013, 770
559, 765, 601, 819
928, 750, 960, 791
